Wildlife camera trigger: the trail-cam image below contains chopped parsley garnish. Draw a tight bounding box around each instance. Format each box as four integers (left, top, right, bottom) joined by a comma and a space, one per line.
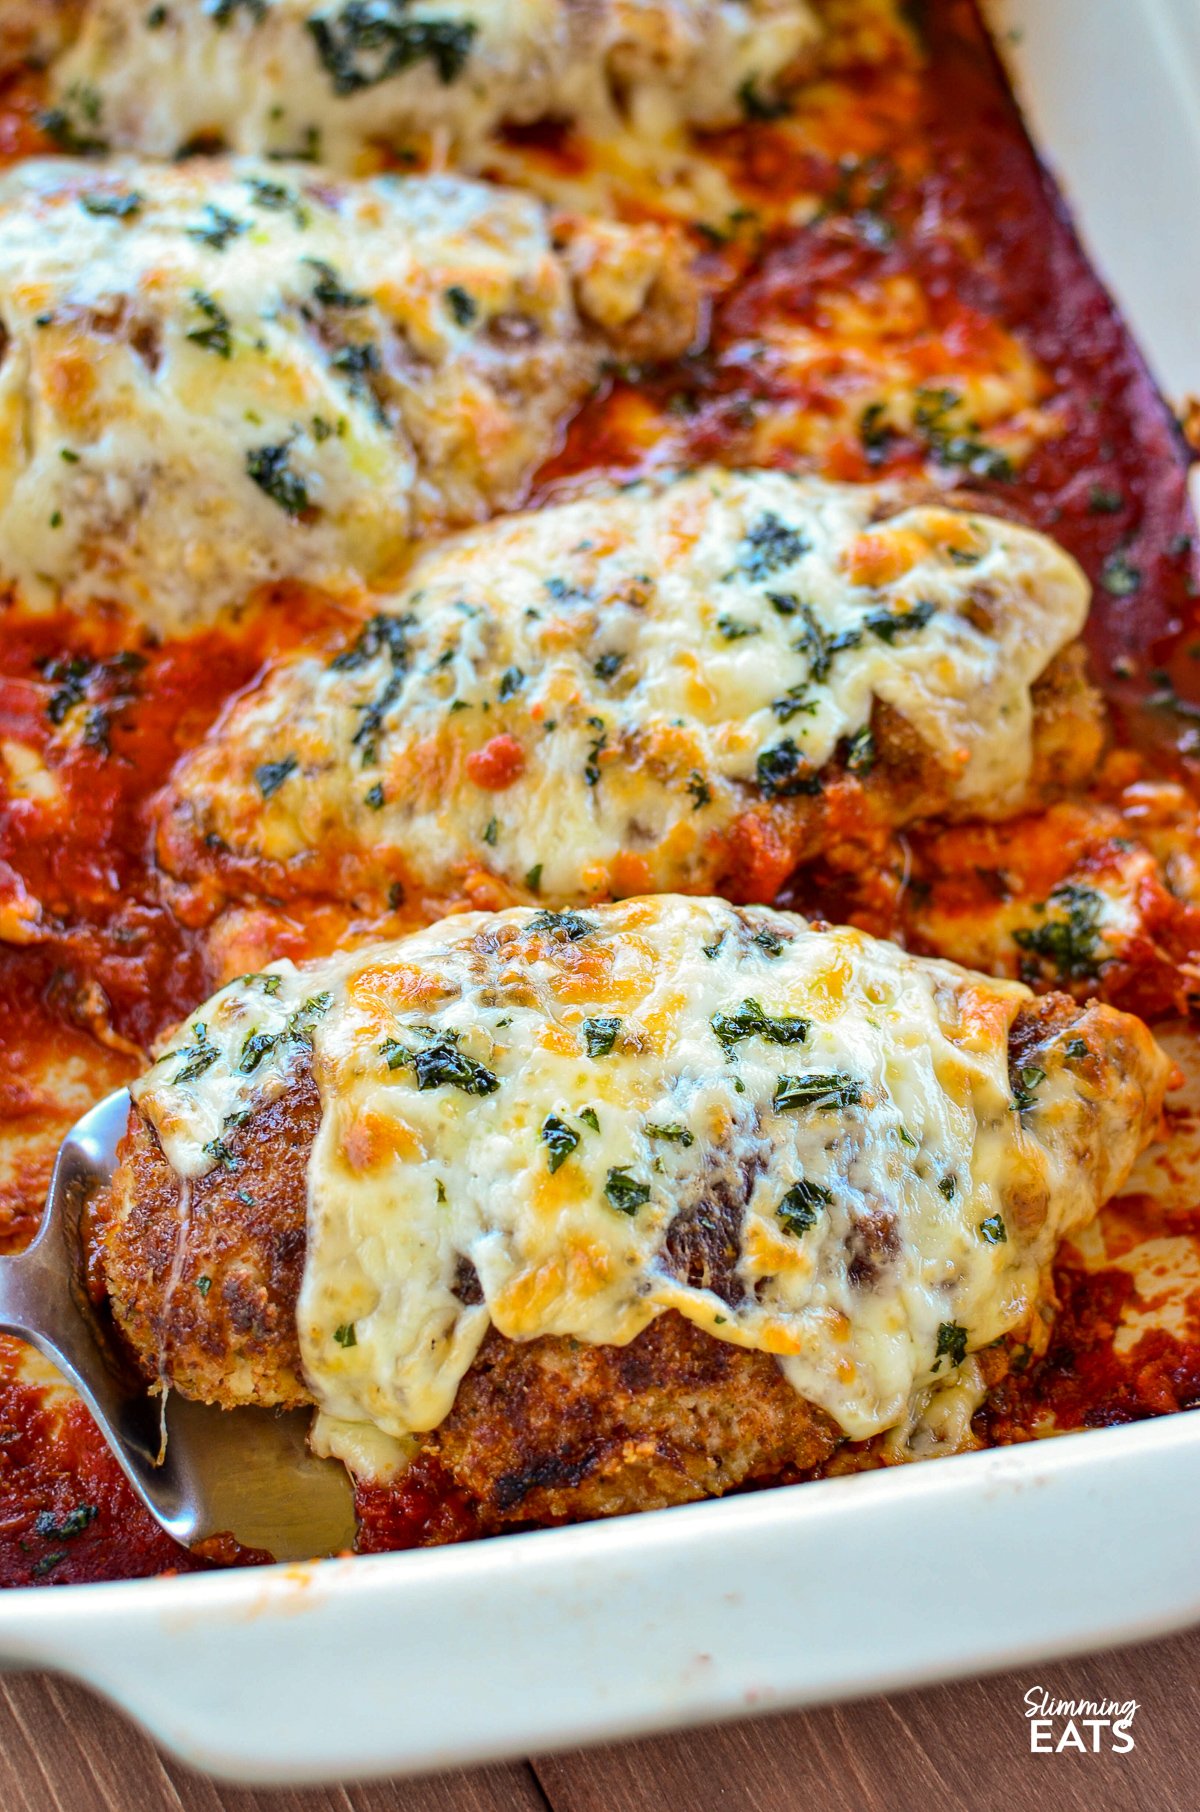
331, 611, 412, 673
711, 997, 810, 1055
756, 738, 822, 798
789, 596, 861, 681
771, 684, 816, 725
498, 665, 524, 701
774, 1072, 861, 1112
236, 992, 331, 1075
979, 1214, 1008, 1245
1012, 883, 1103, 981
716, 615, 762, 641
544, 575, 590, 604
365, 782, 385, 810
330, 339, 382, 406
34, 1504, 96, 1541
1012, 1064, 1047, 1112
37, 84, 108, 156
776, 1178, 831, 1235
594, 652, 624, 680
482, 815, 498, 844
645, 1122, 694, 1147
934, 1321, 968, 1369
197, 1275, 212, 1296
583, 1016, 621, 1057
185, 289, 233, 358
859, 400, 892, 465
255, 754, 297, 797
541, 1115, 579, 1173
527, 910, 596, 941
380, 1035, 499, 1095
333, 1322, 357, 1348
304, 257, 369, 309
445, 284, 477, 326
750, 926, 786, 958
202, 1138, 238, 1170
604, 1167, 651, 1215
80, 190, 143, 220
172, 1024, 219, 1084
1101, 550, 1142, 597
185, 204, 246, 250
525, 863, 543, 893
579, 1107, 600, 1132
844, 725, 875, 774
246, 442, 310, 517
1064, 1037, 1089, 1061
245, 175, 296, 211
584, 717, 608, 787
210, 0, 268, 22
730, 512, 809, 582
308, 2, 477, 95
937, 1175, 957, 1201
686, 770, 711, 811
913, 387, 1014, 481
864, 599, 936, 643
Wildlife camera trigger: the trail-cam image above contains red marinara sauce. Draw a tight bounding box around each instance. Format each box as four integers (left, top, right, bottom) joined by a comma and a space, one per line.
0, 0, 1198, 1577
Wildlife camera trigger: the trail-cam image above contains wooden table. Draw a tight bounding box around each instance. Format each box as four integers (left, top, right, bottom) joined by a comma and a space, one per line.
0, 1620, 1194, 1812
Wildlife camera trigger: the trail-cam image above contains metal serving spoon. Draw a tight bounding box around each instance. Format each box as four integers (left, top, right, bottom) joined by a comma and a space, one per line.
0, 1088, 355, 1564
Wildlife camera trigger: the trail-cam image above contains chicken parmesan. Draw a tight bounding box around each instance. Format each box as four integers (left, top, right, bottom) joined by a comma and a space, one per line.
0, 0, 1198, 1585
0, 156, 695, 631
157, 466, 1098, 925
32, 0, 822, 174
93, 897, 1170, 1516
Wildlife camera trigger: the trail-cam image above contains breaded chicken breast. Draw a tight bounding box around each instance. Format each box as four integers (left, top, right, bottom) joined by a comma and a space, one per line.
92, 898, 1170, 1527
35, 0, 823, 169
0, 157, 696, 631
157, 469, 1102, 922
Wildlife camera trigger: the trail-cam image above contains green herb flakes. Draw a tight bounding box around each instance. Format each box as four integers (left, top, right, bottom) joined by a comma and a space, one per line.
541, 1115, 580, 1173
934, 1321, 968, 1369
777, 1178, 831, 1235
645, 1122, 694, 1147
774, 1072, 861, 1112
255, 754, 297, 797
583, 1016, 621, 1057
246, 443, 310, 517
604, 1167, 650, 1215
712, 998, 810, 1055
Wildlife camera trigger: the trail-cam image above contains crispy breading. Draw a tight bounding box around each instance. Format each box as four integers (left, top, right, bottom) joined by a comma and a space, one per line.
92, 986, 1169, 1525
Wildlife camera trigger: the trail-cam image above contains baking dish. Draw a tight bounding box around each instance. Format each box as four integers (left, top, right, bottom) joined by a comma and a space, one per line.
0, 0, 1197, 1784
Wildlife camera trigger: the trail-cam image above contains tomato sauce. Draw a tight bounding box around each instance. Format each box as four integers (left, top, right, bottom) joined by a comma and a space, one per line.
1, 0, 1199, 1579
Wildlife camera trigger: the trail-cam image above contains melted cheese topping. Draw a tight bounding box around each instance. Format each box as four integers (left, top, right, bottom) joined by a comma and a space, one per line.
131, 896, 1164, 1467
0, 157, 689, 631
163, 467, 1089, 905
46, 0, 822, 173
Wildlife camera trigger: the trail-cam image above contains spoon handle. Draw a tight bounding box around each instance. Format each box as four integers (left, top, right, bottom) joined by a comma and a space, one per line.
0, 1090, 196, 1540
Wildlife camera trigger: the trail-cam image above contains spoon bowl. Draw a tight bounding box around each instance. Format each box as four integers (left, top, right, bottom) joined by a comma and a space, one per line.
0, 1088, 355, 1564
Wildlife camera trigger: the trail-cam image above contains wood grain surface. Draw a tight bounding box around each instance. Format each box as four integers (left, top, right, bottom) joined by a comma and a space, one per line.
0, 1622, 1194, 1812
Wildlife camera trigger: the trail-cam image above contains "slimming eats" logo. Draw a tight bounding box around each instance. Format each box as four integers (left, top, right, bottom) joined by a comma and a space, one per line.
1024, 1687, 1139, 1753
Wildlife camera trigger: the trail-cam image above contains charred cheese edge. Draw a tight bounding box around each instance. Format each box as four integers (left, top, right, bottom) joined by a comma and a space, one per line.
0, 157, 691, 632
130, 897, 1170, 1475
43, 0, 823, 173
162, 467, 1091, 904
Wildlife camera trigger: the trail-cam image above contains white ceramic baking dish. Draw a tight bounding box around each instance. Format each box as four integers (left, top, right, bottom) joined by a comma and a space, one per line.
0, 0, 1197, 1784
